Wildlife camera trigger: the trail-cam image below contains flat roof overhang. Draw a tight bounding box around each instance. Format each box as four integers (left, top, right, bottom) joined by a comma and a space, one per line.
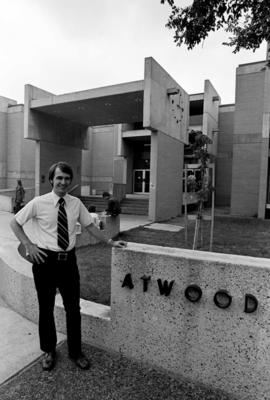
30, 80, 144, 126
25, 57, 189, 144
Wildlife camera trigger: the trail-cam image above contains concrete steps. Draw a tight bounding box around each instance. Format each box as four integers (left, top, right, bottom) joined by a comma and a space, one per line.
80, 196, 107, 212
120, 198, 149, 215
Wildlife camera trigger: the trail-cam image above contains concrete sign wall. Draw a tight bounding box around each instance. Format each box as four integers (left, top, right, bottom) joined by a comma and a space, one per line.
2, 236, 270, 398
110, 244, 270, 400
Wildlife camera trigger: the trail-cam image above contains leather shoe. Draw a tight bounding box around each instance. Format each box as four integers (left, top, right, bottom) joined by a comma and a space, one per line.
71, 354, 90, 370
42, 351, 56, 371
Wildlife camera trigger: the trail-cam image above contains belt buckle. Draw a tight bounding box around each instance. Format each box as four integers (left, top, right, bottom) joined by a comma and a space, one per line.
58, 252, 68, 261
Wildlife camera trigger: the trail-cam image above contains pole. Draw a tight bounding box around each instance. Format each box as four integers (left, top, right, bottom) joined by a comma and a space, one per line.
184, 165, 188, 246
209, 164, 215, 251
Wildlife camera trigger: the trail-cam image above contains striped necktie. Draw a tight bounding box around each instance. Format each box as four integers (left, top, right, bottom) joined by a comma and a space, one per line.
57, 198, 69, 250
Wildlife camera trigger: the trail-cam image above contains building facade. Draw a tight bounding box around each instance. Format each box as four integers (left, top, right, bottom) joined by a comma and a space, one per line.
0, 57, 270, 220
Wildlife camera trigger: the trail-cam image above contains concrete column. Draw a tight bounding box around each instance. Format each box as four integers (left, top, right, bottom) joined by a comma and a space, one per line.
0, 96, 17, 189
0, 111, 7, 188
6, 105, 35, 189
230, 62, 266, 217
149, 131, 183, 221
202, 80, 220, 157
216, 105, 234, 207
81, 127, 93, 189
24, 84, 88, 195
258, 68, 270, 218
114, 124, 122, 156
35, 142, 40, 196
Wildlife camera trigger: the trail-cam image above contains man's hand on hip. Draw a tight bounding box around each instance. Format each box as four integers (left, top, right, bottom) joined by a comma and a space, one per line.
25, 243, 48, 264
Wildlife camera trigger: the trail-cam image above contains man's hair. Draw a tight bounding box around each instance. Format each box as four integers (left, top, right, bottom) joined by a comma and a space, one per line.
88, 205, 96, 213
102, 191, 110, 198
48, 161, 73, 183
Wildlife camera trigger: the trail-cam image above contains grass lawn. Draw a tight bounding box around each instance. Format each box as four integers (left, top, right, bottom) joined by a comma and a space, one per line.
77, 216, 270, 305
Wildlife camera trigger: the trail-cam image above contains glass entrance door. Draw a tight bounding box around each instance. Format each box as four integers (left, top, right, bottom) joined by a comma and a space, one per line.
133, 169, 150, 193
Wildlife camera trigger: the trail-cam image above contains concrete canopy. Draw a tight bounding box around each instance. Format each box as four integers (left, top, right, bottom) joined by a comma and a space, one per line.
30, 81, 144, 127
25, 57, 189, 143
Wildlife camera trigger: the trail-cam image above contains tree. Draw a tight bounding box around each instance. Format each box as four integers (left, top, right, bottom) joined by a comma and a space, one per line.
188, 131, 213, 206
160, 0, 270, 53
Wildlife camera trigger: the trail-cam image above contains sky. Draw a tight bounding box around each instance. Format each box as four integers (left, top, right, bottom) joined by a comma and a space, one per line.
0, 0, 267, 105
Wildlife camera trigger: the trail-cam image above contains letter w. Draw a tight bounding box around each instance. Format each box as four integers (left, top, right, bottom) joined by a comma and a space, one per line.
157, 279, 174, 296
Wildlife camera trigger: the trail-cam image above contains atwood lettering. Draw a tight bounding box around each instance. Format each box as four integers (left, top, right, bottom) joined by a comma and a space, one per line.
121, 273, 258, 313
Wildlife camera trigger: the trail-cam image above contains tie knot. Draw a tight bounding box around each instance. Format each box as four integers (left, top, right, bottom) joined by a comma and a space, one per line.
58, 198, 65, 206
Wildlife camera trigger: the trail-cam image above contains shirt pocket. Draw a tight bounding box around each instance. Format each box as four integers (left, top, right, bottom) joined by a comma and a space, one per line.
66, 208, 79, 233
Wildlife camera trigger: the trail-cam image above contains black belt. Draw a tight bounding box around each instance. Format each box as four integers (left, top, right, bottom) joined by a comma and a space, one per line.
39, 247, 75, 261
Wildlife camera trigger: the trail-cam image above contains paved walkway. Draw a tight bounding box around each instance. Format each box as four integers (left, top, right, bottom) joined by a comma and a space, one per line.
0, 211, 149, 385
0, 296, 40, 383
119, 214, 149, 232
0, 297, 66, 385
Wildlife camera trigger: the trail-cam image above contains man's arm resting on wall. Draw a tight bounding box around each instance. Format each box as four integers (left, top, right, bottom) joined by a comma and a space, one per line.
85, 223, 127, 248
10, 218, 47, 264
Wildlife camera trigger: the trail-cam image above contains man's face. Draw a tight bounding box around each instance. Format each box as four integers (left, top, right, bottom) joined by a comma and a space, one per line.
51, 167, 72, 197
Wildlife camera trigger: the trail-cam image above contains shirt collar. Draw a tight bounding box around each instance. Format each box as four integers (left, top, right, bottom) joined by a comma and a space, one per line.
51, 191, 70, 207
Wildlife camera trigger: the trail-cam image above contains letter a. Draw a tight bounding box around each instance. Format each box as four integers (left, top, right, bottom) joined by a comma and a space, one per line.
122, 273, 134, 289
157, 279, 174, 296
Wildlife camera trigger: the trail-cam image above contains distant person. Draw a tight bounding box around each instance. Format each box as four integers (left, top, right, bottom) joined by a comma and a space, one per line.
10, 161, 126, 372
14, 179, 25, 214
102, 191, 121, 217
88, 205, 102, 229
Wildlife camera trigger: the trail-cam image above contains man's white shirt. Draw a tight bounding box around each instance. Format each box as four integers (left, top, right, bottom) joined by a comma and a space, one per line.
15, 191, 93, 251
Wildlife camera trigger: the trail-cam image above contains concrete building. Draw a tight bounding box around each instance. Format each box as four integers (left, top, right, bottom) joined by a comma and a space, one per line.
0, 57, 270, 219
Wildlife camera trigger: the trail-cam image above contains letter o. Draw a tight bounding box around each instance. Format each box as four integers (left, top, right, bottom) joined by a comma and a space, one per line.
185, 284, 202, 303
214, 290, 232, 309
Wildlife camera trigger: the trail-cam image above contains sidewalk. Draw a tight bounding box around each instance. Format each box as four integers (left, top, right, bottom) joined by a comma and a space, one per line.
0, 296, 65, 385
119, 214, 149, 232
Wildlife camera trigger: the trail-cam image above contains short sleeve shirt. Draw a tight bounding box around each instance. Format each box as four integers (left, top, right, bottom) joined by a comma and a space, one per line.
15, 191, 93, 251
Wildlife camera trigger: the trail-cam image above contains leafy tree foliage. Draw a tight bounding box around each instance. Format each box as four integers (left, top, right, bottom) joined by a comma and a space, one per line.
187, 130, 213, 202
160, 0, 270, 53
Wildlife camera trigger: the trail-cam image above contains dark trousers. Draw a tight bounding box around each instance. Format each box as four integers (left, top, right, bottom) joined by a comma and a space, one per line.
32, 250, 81, 358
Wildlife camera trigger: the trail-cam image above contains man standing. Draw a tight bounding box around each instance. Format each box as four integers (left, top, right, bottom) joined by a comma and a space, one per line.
10, 161, 126, 371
